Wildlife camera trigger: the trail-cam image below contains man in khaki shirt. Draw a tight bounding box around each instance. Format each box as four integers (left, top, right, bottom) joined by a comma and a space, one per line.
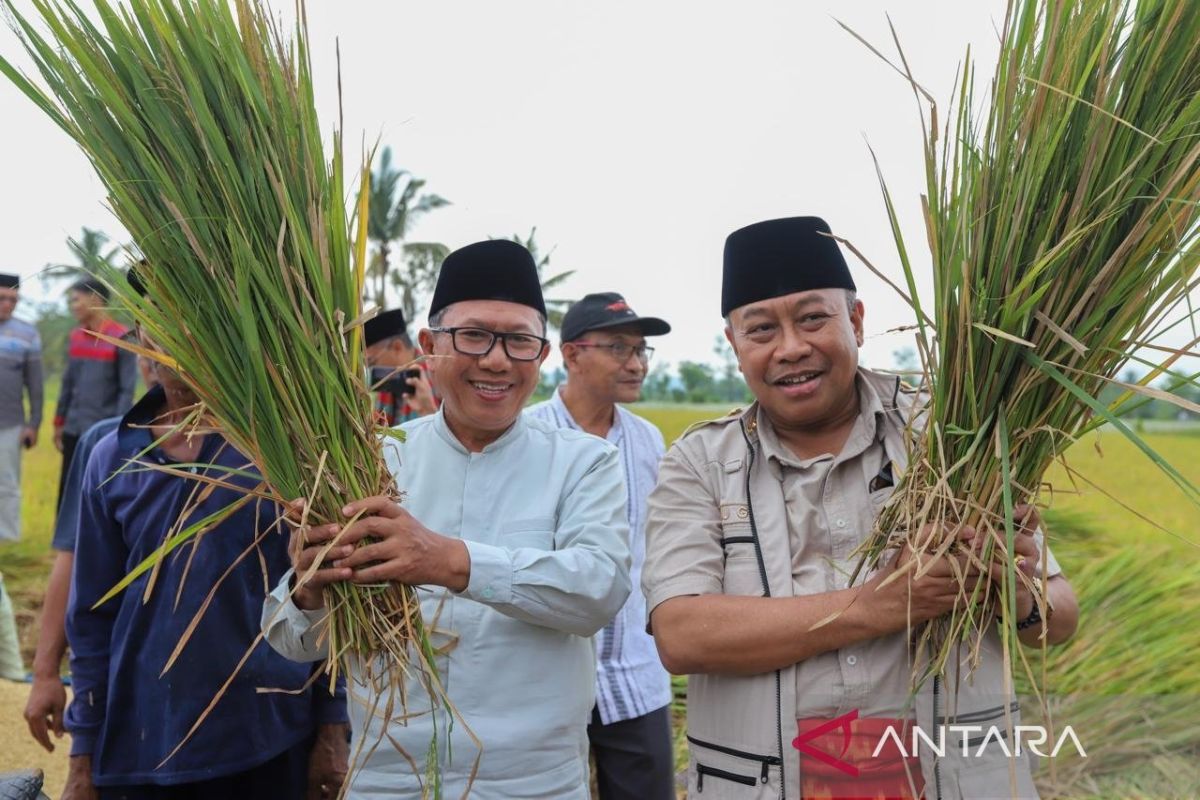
642, 216, 1079, 799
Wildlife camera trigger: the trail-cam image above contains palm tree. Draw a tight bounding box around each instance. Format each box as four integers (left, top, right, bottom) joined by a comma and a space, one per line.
43, 226, 123, 283
367, 147, 450, 314
505, 227, 575, 332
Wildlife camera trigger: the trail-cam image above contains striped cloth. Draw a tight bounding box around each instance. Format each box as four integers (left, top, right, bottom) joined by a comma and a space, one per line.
527, 387, 672, 724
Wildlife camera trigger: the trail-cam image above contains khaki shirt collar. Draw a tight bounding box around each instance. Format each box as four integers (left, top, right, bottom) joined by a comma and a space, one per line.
755, 369, 887, 473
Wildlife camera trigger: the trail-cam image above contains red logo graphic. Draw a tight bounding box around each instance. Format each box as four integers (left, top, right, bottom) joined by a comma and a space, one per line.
605, 300, 630, 312
792, 710, 861, 777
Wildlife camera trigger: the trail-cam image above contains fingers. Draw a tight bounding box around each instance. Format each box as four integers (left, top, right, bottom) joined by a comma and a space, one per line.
26, 712, 53, 752
297, 543, 353, 572
1013, 503, 1041, 534
333, 541, 389, 570
295, 566, 353, 593
342, 495, 403, 520
51, 703, 65, 738
349, 562, 396, 584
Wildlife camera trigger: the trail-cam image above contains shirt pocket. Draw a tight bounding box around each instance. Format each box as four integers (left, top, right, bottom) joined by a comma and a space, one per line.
688, 736, 782, 798
498, 516, 557, 550
719, 504, 765, 596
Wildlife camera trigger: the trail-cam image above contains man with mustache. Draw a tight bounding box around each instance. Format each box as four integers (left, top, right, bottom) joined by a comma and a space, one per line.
642, 216, 1079, 799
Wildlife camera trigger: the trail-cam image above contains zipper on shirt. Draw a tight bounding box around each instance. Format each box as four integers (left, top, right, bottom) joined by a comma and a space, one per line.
697, 763, 759, 791
738, 417, 787, 799
688, 735, 781, 783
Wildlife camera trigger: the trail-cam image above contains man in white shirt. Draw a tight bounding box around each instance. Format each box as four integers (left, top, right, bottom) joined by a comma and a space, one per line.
527, 292, 674, 799
263, 239, 632, 798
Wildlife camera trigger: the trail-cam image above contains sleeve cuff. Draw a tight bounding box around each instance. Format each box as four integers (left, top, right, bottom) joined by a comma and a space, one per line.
313, 693, 350, 725
269, 569, 331, 630
458, 541, 514, 605
69, 730, 97, 757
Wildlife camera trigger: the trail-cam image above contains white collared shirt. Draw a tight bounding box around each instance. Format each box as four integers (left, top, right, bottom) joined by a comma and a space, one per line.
263, 408, 632, 798
526, 387, 673, 724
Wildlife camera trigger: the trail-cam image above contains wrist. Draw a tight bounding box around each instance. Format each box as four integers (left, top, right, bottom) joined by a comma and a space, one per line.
441, 538, 471, 592
288, 572, 326, 611
31, 664, 61, 681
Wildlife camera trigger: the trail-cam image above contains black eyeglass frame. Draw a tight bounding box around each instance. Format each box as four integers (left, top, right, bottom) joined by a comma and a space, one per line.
429, 326, 549, 362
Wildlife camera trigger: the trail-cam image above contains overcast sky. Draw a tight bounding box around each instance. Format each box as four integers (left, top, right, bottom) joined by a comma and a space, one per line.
1, 1, 1194, 375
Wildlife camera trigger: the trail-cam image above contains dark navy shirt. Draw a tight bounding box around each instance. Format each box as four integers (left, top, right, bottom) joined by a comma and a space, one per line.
51, 415, 120, 552
65, 386, 347, 786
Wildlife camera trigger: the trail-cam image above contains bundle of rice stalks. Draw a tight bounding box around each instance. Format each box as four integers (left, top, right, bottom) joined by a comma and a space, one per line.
1013, 521, 1200, 797
847, 0, 1200, 675
0, 0, 445, 785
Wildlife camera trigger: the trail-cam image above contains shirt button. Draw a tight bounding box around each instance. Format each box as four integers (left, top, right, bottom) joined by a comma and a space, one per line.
846, 655, 858, 666
836, 519, 847, 528
482, 586, 494, 599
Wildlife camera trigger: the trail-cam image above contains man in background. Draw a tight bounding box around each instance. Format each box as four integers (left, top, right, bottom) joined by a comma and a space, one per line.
25, 268, 158, 748
0, 271, 43, 682
0, 271, 43, 542
527, 292, 675, 800
64, 334, 348, 799
363, 308, 437, 424
53, 278, 136, 506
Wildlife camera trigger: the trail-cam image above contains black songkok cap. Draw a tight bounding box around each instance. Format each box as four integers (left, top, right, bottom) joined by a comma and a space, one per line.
429, 240, 546, 320
0, 273, 18, 289
363, 308, 408, 348
721, 216, 855, 317
126, 261, 148, 297
70, 277, 111, 301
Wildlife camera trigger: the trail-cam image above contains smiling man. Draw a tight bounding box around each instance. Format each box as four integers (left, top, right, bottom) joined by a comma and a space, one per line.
263, 239, 632, 798
527, 292, 674, 800
641, 216, 1078, 799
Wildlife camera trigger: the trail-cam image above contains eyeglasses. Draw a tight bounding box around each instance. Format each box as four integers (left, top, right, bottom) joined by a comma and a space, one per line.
430, 326, 548, 362
572, 341, 655, 363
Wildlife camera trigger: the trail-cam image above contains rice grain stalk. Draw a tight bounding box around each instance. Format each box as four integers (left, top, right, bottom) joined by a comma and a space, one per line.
846, 0, 1200, 683
0, 0, 453, 792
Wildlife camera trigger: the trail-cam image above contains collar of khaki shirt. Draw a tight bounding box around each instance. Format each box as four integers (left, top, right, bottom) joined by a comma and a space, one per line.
754, 371, 888, 476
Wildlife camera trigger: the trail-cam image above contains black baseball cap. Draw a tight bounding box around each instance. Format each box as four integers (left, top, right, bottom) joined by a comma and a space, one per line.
560, 292, 671, 343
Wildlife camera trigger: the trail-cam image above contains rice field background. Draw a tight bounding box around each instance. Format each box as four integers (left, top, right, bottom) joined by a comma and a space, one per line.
1, 397, 1197, 797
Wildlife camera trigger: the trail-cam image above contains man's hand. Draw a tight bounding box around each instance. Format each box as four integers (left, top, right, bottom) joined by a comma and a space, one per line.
23, 674, 66, 752
62, 755, 98, 800
864, 524, 987, 626
307, 723, 350, 800
284, 500, 354, 612
53, 425, 64, 453
316, 496, 471, 591
988, 503, 1044, 620
405, 372, 437, 417
20, 425, 37, 448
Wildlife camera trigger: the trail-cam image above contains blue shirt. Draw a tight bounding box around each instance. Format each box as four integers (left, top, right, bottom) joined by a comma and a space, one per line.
51, 415, 120, 552
66, 386, 347, 786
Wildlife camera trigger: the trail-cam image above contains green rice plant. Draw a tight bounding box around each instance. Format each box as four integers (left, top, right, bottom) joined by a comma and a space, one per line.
0, 0, 447, 790
1014, 523, 1200, 797
845, 0, 1200, 679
